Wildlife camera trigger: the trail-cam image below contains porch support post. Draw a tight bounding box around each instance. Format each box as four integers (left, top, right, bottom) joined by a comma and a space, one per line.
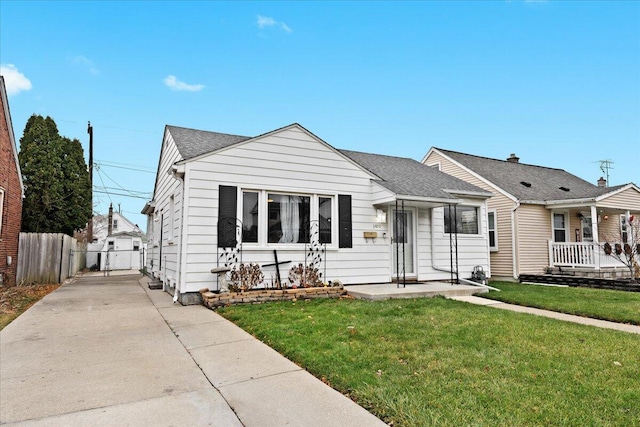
590, 205, 600, 270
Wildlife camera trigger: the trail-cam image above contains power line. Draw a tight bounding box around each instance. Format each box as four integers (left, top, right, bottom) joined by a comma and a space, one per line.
95, 160, 155, 174
94, 190, 150, 200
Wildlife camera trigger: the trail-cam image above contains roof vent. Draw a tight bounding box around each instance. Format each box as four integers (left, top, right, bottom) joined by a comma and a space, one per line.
520, 181, 532, 187
507, 153, 520, 163
559, 186, 570, 192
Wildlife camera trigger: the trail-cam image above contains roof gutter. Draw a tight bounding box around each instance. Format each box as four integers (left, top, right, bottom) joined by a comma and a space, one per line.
442, 189, 494, 198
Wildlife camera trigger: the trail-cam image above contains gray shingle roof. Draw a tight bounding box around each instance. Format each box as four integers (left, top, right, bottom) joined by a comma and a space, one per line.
167, 125, 250, 161
164, 124, 491, 201
436, 148, 617, 202
340, 149, 492, 200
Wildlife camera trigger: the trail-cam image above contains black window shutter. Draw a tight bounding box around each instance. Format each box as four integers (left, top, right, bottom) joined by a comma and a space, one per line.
218, 185, 237, 248
338, 194, 352, 248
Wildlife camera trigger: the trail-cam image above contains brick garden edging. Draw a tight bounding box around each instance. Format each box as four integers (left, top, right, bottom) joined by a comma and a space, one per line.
199, 286, 347, 309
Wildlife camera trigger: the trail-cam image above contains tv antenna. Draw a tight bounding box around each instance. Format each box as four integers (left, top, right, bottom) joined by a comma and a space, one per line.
597, 159, 614, 186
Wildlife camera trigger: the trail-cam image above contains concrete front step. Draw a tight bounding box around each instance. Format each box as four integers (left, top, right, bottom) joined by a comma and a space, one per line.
345, 282, 488, 301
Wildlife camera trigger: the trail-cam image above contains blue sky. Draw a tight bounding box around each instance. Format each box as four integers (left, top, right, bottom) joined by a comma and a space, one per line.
2, 1, 639, 232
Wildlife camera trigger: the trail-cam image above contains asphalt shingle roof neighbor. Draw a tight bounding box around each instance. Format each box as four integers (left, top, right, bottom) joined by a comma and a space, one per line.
167, 125, 250, 161
436, 148, 622, 202
340, 149, 492, 200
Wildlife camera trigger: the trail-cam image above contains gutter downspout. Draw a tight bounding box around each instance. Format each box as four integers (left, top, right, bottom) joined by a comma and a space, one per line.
511, 201, 520, 279
171, 166, 186, 304
430, 209, 500, 291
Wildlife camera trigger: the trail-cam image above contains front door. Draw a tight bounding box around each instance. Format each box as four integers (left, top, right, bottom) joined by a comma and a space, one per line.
581, 216, 593, 242
392, 209, 415, 278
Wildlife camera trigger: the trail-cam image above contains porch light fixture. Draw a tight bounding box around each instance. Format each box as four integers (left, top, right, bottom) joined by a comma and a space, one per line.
603, 215, 609, 220
376, 209, 387, 223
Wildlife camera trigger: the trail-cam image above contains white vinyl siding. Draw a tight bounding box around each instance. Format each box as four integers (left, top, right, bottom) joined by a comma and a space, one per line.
424, 150, 516, 277
181, 126, 390, 292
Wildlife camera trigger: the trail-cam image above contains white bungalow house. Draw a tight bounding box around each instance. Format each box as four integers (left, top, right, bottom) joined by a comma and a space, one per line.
142, 123, 493, 304
423, 148, 640, 279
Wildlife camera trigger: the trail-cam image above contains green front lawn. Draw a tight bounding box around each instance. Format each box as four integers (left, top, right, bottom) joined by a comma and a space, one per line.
219, 297, 640, 427
485, 281, 640, 325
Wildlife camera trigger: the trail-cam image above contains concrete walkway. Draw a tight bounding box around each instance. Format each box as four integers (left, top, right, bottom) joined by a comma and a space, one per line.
345, 281, 487, 300
0, 273, 385, 426
449, 295, 640, 335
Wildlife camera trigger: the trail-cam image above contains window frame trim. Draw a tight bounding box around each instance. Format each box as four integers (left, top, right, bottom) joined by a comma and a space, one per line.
239, 189, 338, 248
488, 210, 498, 252
444, 204, 481, 236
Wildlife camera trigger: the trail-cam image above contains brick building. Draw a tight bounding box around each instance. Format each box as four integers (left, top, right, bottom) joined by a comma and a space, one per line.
0, 76, 25, 286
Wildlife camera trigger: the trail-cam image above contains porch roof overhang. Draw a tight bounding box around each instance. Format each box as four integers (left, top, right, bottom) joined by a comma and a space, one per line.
141, 201, 155, 215
373, 194, 464, 209
535, 198, 637, 213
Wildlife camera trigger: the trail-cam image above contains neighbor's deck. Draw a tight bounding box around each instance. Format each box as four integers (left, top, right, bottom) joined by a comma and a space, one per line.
344, 282, 488, 301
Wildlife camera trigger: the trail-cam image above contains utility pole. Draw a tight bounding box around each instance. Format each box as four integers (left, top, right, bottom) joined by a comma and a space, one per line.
88, 121, 94, 242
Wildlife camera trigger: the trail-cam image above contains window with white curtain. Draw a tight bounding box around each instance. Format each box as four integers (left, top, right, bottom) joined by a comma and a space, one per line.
267, 193, 311, 243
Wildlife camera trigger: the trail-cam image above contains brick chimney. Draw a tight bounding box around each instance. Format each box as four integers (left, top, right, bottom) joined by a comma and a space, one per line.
506, 153, 520, 163
108, 203, 113, 235
597, 177, 607, 188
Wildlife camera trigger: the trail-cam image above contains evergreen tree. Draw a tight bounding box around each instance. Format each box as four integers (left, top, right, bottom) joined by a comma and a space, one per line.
18, 115, 92, 235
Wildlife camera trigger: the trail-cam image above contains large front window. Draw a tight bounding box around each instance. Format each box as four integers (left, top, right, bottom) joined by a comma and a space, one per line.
445, 206, 479, 234
268, 194, 311, 243
240, 191, 335, 245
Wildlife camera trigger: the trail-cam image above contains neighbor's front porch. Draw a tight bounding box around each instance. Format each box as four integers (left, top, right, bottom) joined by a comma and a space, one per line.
548, 204, 636, 275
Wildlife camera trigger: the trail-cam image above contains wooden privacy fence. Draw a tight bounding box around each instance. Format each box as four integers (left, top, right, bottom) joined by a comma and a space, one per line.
17, 233, 87, 285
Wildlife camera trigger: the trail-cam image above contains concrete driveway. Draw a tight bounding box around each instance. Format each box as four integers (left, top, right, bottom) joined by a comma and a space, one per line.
0, 273, 384, 426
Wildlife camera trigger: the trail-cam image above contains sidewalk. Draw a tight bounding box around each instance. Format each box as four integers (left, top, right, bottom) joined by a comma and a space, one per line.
0, 273, 384, 426
448, 295, 640, 335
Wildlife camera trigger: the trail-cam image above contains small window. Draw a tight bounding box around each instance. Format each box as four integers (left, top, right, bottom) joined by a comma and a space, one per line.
108, 241, 114, 250
488, 211, 498, 251
553, 213, 567, 242
319, 197, 332, 244
268, 193, 311, 243
242, 192, 259, 243
133, 241, 140, 251
113, 219, 118, 230
445, 206, 479, 235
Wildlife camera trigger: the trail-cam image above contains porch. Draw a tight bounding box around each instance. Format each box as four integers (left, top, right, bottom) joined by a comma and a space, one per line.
548, 241, 629, 273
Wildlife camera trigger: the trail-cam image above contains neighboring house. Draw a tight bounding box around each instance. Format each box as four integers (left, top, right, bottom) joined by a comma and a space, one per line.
423, 148, 640, 279
0, 76, 25, 287
86, 203, 146, 271
95, 231, 145, 271
143, 123, 493, 304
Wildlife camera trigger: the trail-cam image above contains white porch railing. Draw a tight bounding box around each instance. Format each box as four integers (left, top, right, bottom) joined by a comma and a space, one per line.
548, 241, 628, 269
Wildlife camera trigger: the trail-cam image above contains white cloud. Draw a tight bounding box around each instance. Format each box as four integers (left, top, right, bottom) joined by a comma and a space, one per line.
257, 15, 292, 33
163, 75, 204, 92
73, 55, 100, 75
0, 64, 32, 96
257, 15, 276, 28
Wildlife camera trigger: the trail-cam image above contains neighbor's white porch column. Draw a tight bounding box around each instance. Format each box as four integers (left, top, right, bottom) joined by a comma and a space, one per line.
591, 205, 600, 270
